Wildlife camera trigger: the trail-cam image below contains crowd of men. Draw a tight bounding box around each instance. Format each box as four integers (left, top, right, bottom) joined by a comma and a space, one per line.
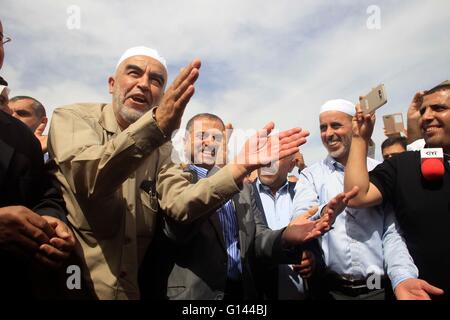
1, 17, 449, 300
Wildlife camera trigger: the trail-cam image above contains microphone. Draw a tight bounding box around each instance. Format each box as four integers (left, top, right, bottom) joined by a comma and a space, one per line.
421, 148, 445, 181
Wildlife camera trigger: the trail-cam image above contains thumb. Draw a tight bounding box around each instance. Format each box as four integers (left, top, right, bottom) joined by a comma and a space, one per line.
49, 221, 59, 229
52, 220, 71, 239
329, 193, 344, 208
262, 122, 275, 135
422, 281, 445, 296
301, 206, 318, 220
343, 186, 360, 202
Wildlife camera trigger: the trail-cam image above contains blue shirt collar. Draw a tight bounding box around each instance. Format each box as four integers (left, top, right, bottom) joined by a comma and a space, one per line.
256, 178, 289, 195
325, 155, 345, 172
188, 164, 209, 179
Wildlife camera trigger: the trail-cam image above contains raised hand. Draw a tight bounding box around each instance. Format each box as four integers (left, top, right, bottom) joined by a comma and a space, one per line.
281, 207, 329, 246
352, 101, 376, 141
155, 59, 201, 137
34, 122, 48, 153
321, 186, 359, 227
407, 91, 427, 123
407, 91, 427, 143
234, 122, 309, 173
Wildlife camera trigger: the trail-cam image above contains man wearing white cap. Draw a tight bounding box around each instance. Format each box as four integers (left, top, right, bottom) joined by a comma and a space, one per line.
292, 99, 419, 300
48, 46, 311, 299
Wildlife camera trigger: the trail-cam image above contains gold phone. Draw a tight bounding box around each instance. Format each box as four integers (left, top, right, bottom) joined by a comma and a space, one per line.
361, 84, 388, 115
383, 113, 405, 135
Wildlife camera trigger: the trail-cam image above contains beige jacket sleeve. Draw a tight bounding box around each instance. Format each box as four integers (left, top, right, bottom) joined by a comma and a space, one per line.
156, 150, 241, 223
49, 104, 241, 224
48, 105, 167, 200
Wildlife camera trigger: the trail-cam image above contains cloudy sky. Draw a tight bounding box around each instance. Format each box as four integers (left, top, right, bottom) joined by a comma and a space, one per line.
1, 0, 449, 163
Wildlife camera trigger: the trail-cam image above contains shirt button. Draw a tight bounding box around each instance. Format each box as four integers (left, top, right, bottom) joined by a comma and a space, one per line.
119, 271, 127, 278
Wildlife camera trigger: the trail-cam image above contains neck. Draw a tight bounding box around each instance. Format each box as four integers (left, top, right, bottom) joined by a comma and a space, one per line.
267, 179, 287, 195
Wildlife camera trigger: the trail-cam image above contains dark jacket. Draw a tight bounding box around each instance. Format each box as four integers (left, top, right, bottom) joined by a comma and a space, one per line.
251, 181, 326, 300
139, 167, 308, 300
0, 110, 67, 298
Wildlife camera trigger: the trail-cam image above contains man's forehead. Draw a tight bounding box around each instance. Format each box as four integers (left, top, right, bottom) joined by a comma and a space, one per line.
423, 89, 450, 105
119, 55, 166, 73
319, 111, 352, 123
10, 98, 35, 108
191, 119, 224, 132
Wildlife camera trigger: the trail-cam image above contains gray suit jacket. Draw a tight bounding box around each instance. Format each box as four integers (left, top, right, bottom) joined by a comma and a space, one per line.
139, 166, 302, 300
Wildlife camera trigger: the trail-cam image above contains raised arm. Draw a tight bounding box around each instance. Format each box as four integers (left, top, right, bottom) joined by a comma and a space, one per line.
230, 122, 309, 183
157, 123, 310, 224
48, 59, 201, 200
344, 103, 383, 208
406, 91, 427, 145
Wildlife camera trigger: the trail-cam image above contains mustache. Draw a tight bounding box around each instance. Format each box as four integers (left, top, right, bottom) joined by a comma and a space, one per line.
201, 145, 217, 155
327, 135, 341, 143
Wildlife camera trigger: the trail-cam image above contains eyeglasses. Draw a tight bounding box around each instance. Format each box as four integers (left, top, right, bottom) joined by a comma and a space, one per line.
1, 35, 11, 45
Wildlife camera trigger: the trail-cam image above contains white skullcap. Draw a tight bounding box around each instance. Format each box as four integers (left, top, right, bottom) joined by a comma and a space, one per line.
320, 99, 355, 117
116, 46, 167, 71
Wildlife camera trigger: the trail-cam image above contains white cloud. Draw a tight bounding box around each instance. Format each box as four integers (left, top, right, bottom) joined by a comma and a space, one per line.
1, 0, 449, 163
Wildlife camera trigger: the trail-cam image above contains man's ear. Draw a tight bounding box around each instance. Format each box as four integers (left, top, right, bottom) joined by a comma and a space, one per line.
41, 116, 48, 129
108, 76, 115, 94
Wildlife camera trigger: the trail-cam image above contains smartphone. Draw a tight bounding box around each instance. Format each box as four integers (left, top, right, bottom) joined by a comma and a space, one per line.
360, 84, 388, 115
383, 113, 405, 135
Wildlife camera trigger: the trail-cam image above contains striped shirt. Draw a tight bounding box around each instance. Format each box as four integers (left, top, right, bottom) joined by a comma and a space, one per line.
189, 165, 242, 280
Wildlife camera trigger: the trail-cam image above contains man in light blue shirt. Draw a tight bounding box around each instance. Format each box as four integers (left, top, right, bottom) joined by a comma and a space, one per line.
255, 154, 316, 299
293, 99, 418, 300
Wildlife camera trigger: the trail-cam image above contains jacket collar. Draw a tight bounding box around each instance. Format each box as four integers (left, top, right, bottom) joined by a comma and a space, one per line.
256, 178, 289, 196
0, 108, 13, 125
98, 103, 120, 134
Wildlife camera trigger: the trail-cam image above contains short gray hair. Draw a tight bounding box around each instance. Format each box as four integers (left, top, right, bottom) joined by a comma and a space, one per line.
9, 95, 46, 119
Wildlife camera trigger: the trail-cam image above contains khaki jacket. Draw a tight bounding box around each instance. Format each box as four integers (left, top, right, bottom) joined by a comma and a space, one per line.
48, 103, 240, 299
